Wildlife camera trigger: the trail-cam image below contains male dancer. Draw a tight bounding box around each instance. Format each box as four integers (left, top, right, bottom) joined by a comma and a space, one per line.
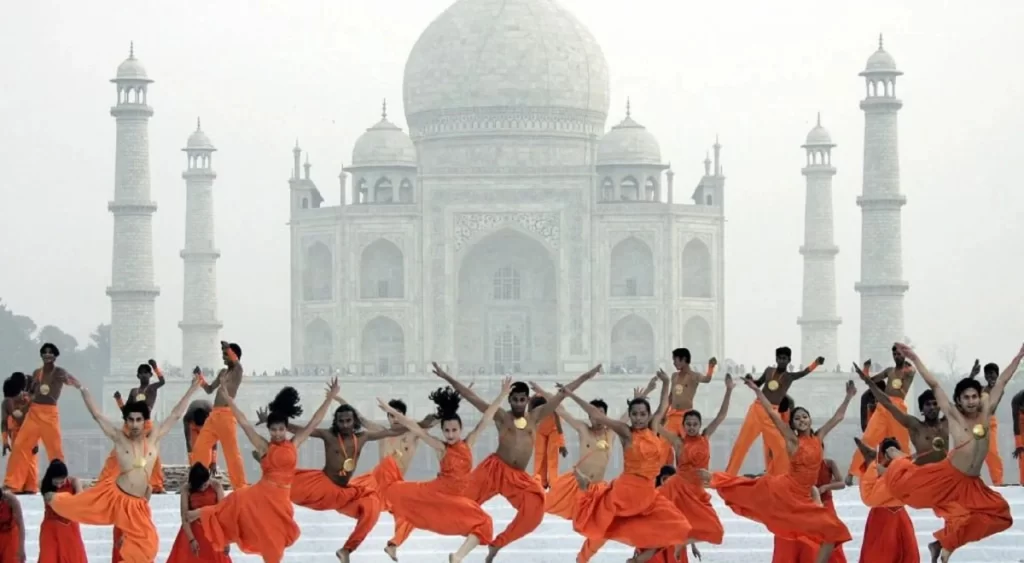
192, 341, 248, 489
855, 361, 949, 465
882, 343, 1020, 562
1013, 389, 1024, 484
49, 373, 201, 562
665, 348, 717, 438
724, 346, 823, 475
4, 343, 70, 490
972, 361, 1005, 485
846, 347, 916, 481
0, 488, 25, 562
325, 395, 436, 561
2, 373, 38, 494
432, 362, 600, 562
273, 404, 406, 562
183, 399, 217, 474
113, 360, 167, 492
530, 394, 566, 489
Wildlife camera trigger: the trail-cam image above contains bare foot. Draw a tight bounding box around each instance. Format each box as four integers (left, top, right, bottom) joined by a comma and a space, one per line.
336, 548, 350, 563
484, 545, 499, 563
940, 547, 951, 563
384, 544, 398, 561
928, 540, 940, 563
853, 437, 876, 461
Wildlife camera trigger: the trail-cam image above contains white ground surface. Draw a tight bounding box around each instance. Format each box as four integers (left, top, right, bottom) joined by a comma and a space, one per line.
15, 487, 1024, 562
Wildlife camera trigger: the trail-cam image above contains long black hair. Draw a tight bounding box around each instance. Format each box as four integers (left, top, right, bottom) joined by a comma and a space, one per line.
266, 386, 303, 427
187, 462, 211, 491
40, 459, 69, 495
429, 386, 462, 426
2, 373, 26, 399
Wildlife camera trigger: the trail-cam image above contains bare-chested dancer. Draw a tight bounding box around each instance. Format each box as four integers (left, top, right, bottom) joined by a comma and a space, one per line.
112, 360, 168, 492
846, 346, 916, 481
183, 398, 217, 474
724, 347, 824, 475
664, 349, 717, 439
880, 343, 1020, 562
970, 360, 1006, 485
192, 342, 247, 489
433, 362, 600, 562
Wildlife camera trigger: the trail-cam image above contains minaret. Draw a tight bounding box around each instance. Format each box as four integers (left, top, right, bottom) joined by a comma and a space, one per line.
179, 119, 223, 372
798, 114, 841, 365
855, 35, 908, 365
107, 43, 159, 378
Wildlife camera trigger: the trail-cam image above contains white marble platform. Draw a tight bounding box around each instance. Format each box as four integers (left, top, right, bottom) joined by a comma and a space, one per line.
14, 487, 1024, 562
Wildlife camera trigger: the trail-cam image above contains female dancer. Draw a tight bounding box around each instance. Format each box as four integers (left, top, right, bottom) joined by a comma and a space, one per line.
659, 373, 734, 552
38, 459, 86, 563
2, 373, 37, 494
704, 378, 855, 563
562, 371, 692, 563
772, 447, 848, 562
186, 379, 339, 563
375, 377, 511, 562
167, 463, 230, 562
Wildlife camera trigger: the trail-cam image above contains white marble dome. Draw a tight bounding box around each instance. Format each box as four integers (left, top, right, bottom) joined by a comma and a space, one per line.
351, 117, 417, 168
597, 112, 662, 165
115, 55, 150, 82
804, 121, 833, 146
403, 0, 610, 132
186, 127, 214, 150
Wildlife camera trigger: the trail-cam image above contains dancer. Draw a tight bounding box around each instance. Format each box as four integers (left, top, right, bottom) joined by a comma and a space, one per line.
855, 363, 948, 465
376, 379, 511, 562
432, 362, 601, 562
851, 438, 918, 563
167, 463, 230, 563
4, 343, 71, 490
184, 399, 218, 473
646, 465, 689, 563
47, 373, 200, 562
0, 488, 24, 563
192, 342, 249, 490
1014, 389, 1024, 484
265, 391, 410, 561
112, 360, 167, 493
530, 394, 566, 489
772, 450, 847, 562
665, 348, 717, 439
707, 377, 854, 563
38, 459, 86, 563
659, 374, 734, 550
725, 347, 824, 476
324, 394, 437, 558
972, 361, 1005, 485
881, 343, 1019, 562
2, 373, 38, 494
846, 348, 915, 480
187, 381, 337, 563
564, 370, 691, 563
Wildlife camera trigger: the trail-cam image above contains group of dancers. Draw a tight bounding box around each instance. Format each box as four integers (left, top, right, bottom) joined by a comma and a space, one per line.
0, 340, 1021, 563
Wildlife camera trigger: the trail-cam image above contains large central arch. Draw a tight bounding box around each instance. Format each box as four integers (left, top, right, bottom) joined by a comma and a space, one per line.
456, 228, 558, 375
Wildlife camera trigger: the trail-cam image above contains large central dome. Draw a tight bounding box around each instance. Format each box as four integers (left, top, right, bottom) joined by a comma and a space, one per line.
403, 0, 610, 139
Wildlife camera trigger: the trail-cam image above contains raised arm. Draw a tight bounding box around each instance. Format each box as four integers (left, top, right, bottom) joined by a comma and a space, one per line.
649, 370, 672, 434
432, 362, 491, 413
219, 386, 268, 453
530, 365, 600, 421
179, 483, 197, 546
744, 377, 797, 448
377, 400, 445, 452
817, 381, 856, 440
182, 413, 194, 454
984, 343, 1024, 413
331, 395, 385, 432
703, 374, 735, 438
467, 377, 514, 447
854, 363, 916, 428
147, 360, 167, 391
791, 356, 825, 381
65, 377, 120, 440
559, 385, 631, 441
153, 375, 203, 440
897, 344, 959, 423
199, 368, 222, 395
293, 378, 340, 448
696, 358, 718, 384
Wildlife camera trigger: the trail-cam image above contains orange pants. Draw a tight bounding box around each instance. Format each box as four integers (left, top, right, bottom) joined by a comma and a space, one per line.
348, 457, 413, 548
4, 426, 38, 493
50, 479, 157, 563
545, 471, 591, 520
858, 506, 918, 563
464, 454, 545, 548
385, 473, 493, 544
3, 404, 62, 489
291, 469, 381, 552
984, 417, 1003, 485
191, 407, 247, 490
533, 428, 564, 488
662, 408, 690, 465
38, 515, 87, 563
188, 422, 218, 468
725, 402, 788, 475
847, 397, 910, 478
885, 456, 1012, 551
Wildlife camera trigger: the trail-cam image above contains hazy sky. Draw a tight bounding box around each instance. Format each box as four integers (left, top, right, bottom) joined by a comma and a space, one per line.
2, 0, 1022, 373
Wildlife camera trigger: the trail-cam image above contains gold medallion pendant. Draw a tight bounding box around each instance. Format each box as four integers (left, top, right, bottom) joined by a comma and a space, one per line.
981, 392, 990, 401
673, 384, 684, 395
133, 457, 147, 468
767, 380, 779, 391
343, 458, 356, 472
135, 393, 147, 402
931, 437, 947, 451
514, 417, 528, 429
972, 424, 987, 439
11, 409, 22, 419
595, 439, 609, 451
392, 449, 403, 458
38, 384, 50, 395
891, 379, 903, 390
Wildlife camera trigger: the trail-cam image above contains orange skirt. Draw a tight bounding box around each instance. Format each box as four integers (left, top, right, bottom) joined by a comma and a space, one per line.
858, 506, 918, 563
710, 472, 851, 546
574, 473, 691, 549
166, 520, 232, 563
38, 516, 87, 563
544, 471, 589, 520
660, 474, 723, 544
349, 456, 404, 510
200, 479, 299, 562
385, 476, 493, 543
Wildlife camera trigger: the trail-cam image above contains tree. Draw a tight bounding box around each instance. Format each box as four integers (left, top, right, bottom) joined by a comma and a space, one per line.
938, 343, 959, 377
0, 300, 37, 376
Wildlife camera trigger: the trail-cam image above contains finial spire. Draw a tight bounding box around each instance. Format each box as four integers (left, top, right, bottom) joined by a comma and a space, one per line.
196, 117, 201, 131
626, 97, 631, 118
293, 139, 300, 151
129, 41, 135, 59
382, 99, 388, 120
816, 112, 821, 126
879, 33, 884, 50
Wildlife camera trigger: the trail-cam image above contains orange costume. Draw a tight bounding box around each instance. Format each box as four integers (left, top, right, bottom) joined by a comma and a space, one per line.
573, 429, 691, 562
772, 461, 847, 562
545, 430, 613, 521
847, 369, 912, 478
712, 435, 851, 549
463, 454, 545, 549
983, 415, 1003, 485
290, 464, 383, 553
0, 497, 21, 563
345, 455, 408, 549
167, 485, 231, 563
3, 397, 38, 494
384, 440, 493, 544
857, 460, 918, 563
663, 365, 716, 465
661, 434, 723, 545
192, 406, 248, 490
50, 478, 157, 563
188, 421, 218, 467
725, 401, 789, 475
200, 440, 299, 562
533, 414, 564, 488
883, 454, 1012, 552
3, 385, 63, 490
38, 480, 87, 563
95, 420, 165, 492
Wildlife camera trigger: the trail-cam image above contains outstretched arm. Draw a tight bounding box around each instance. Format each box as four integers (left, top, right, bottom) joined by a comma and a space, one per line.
199, 368, 223, 395
897, 344, 959, 423
649, 370, 672, 435
560, 386, 632, 441
147, 360, 167, 391
703, 374, 735, 438
817, 381, 856, 440
985, 343, 1024, 413
432, 362, 491, 413
696, 358, 718, 384
378, 400, 446, 453
293, 379, 340, 448
791, 356, 824, 381
530, 365, 601, 421
66, 378, 120, 441
153, 376, 203, 440
467, 378, 514, 447
331, 396, 385, 432
854, 363, 916, 428
745, 377, 797, 448
219, 386, 268, 453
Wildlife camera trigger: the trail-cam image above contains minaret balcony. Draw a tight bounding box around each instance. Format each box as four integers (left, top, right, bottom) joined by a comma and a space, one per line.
108, 200, 157, 214
855, 194, 906, 209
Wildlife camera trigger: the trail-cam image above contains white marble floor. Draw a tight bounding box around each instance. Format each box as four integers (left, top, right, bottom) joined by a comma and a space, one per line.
14, 487, 1024, 562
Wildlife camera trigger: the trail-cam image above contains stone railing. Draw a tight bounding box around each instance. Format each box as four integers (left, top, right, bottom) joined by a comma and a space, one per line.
79, 464, 234, 493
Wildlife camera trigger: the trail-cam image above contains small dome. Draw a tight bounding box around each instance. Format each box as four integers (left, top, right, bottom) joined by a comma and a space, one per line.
351, 115, 417, 168
804, 114, 833, 146
597, 111, 662, 166
862, 36, 899, 74
114, 43, 151, 82
187, 128, 214, 150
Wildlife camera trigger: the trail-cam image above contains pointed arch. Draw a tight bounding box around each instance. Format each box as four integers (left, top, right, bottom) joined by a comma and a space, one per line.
361, 317, 405, 375
683, 316, 712, 364
645, 177, 658, 201
356, 178, 368, 204
620, 176, 639, 201
601, 177, 614, 201
303, 242, 333, 301
374, 177, 394, 203
398, 178, 414, 203
610, 314, 655, 373
360, 239, 404, 299
609, 237, 654, 297
303, 318, 333, 366
681, 239, 713, 298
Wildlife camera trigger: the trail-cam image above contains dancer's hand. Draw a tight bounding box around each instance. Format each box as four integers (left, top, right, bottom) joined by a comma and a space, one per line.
656, 369, 670, 382
816, 356, 826, 365
113, 391, 122, 401
500, 377, 513, 396
743, 377, 759, 391
189, 538, 200, 556
969, 359, 981, 378
324, 377, 339, 399
633, 386, 645, 398
1012, 447, 1023, 460
845, 380, 857, 398
708, 357, 717, 369
724, 373, 735, 390
255, 406, 268, 426
852, 362, 868, 380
